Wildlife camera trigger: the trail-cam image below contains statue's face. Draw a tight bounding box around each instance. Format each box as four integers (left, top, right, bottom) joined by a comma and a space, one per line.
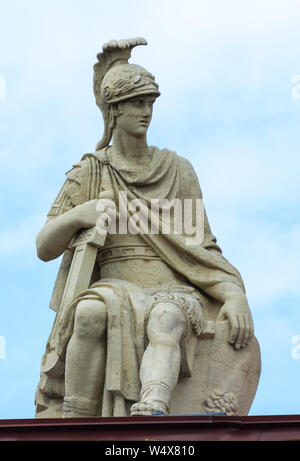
114, 95, 156, 137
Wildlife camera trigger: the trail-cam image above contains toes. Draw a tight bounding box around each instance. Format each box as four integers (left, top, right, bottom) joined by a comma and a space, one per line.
130, 401, 167, 416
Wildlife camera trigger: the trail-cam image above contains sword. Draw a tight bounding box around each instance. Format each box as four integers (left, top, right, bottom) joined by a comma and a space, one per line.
42, 191, 114, 376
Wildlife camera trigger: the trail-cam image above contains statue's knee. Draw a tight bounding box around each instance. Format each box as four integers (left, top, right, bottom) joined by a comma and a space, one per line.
74, 299, 107, 340
148, 303, 186, 341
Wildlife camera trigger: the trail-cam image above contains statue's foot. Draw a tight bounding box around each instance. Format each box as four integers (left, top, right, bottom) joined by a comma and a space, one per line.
63, 396, 99, 418
131, 400, 167, 416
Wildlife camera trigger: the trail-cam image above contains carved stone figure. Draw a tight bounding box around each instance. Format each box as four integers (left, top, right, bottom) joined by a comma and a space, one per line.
35, 38, 261, 418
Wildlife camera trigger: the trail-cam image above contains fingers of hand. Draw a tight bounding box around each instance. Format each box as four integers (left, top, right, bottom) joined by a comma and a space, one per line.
217, 306, 241, 346
234, 314, 245, 349
96, 198, 116, 213
243, 314, 254, 346
217, 301, 254, 349
233, 314, 254, 349
227, 310, 239, 346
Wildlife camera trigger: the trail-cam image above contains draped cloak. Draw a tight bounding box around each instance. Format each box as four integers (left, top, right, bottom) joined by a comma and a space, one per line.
35, 146, 245, 417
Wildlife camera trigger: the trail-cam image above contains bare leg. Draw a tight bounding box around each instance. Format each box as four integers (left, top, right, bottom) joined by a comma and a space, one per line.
63, 299, 107, 417
131, 302, 186, 415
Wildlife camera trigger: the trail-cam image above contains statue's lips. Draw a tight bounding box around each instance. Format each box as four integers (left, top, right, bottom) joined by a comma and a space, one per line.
139, 120, 149, 126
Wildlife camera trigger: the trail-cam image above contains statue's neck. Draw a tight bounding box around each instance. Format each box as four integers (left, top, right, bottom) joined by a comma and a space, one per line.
111, 130, 151, 168
112, 130, 148, 156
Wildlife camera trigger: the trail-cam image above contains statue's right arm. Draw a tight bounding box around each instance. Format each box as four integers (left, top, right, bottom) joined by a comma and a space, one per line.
36, 199, 100, 261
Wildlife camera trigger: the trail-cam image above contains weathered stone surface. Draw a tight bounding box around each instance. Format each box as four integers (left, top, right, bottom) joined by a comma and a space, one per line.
35, 38, 261, 418
171, 320, 261, 415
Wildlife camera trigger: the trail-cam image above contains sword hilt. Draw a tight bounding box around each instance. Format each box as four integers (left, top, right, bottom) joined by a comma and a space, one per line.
72, 226, 107, 249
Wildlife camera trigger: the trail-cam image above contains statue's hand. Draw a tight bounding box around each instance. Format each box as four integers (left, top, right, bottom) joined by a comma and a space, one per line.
73, 191, 116, 230
216, 293, 254, 350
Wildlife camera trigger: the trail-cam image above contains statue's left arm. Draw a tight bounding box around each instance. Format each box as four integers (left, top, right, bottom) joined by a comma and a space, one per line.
178, 155, 254, 349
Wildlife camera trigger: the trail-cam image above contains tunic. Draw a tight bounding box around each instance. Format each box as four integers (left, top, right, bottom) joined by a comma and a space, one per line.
35, 146, 245, 417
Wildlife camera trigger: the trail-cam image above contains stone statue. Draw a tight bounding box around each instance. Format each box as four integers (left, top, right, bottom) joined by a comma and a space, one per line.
35, 38, 261, 418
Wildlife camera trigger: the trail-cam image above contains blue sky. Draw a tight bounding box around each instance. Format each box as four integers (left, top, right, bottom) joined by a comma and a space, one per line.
0, 0, 300, 419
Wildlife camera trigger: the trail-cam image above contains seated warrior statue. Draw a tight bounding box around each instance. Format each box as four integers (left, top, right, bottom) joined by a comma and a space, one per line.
34, 38, 256, 418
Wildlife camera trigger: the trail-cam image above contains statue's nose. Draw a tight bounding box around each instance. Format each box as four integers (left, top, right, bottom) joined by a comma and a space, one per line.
143, 104, 152, 117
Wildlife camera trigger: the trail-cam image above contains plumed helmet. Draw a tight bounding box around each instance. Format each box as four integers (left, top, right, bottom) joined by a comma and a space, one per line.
101, 63, 160, 105
93, 38, 160, 151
